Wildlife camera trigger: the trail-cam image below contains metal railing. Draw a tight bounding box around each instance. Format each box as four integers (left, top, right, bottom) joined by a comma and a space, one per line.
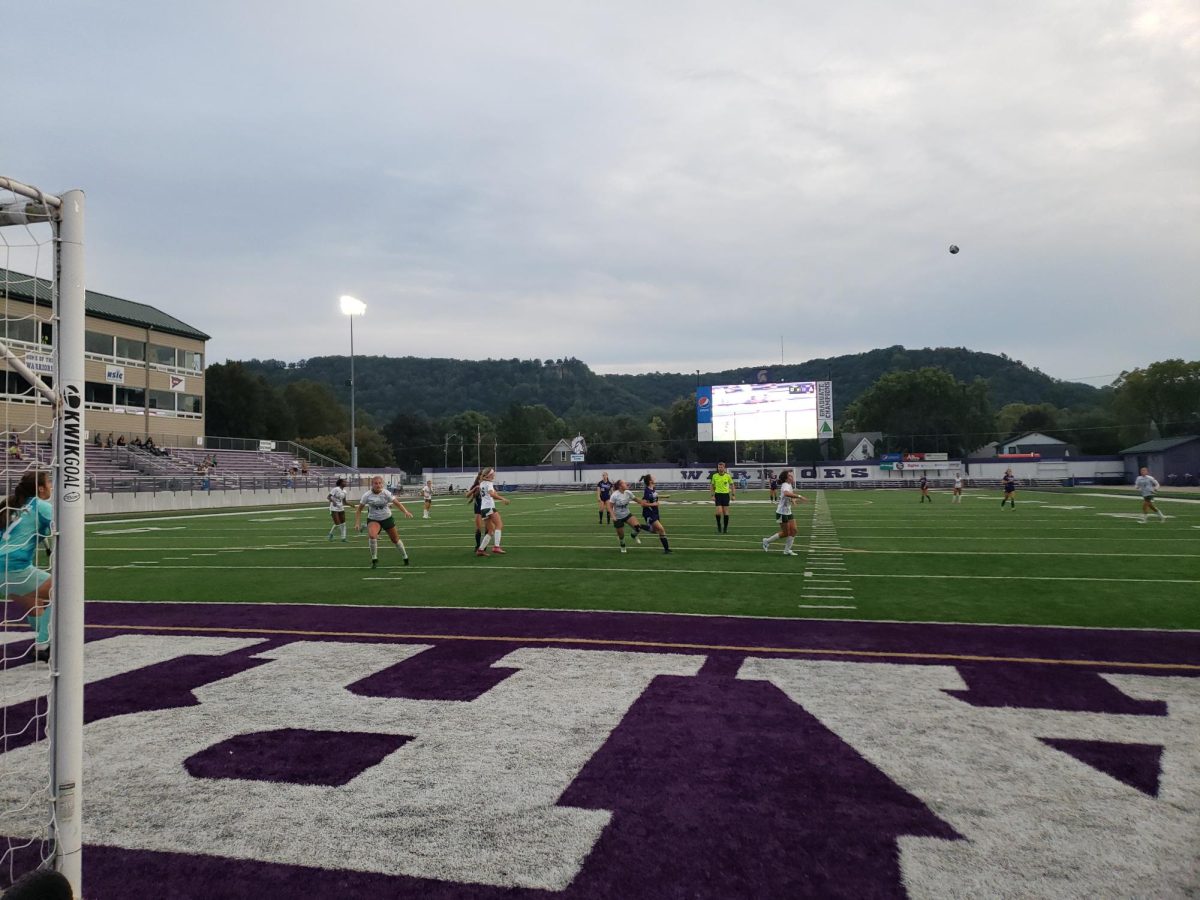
83, 473, 373, 497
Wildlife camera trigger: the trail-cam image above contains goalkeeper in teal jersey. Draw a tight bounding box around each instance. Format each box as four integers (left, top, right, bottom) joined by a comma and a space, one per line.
1, 471, 53, 659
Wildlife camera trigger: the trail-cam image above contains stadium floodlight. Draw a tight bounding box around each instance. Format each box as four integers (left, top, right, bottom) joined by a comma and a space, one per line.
339, 295, 366, 469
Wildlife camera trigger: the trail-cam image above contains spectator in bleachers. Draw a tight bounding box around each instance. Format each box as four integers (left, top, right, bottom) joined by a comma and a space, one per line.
92, 432, 102, 447
116, 435, 126, 447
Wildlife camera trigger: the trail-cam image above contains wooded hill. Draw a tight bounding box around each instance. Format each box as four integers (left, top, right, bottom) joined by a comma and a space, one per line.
239, 345, 1102, 425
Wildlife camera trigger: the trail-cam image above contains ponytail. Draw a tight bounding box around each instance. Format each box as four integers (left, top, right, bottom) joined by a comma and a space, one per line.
0, 470, 47, 531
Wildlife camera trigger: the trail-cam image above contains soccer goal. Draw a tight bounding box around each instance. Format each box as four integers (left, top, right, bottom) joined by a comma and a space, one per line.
0, 176, 85, 896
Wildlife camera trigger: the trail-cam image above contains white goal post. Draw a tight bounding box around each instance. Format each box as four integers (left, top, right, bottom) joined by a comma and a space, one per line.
0, 176, 85, 896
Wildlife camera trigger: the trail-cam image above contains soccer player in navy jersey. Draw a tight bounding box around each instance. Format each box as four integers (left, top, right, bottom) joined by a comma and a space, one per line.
919, 474, 932, 503
1001, 468, 1017, 509
596, 472, 614, 525
637, 474, 672, 553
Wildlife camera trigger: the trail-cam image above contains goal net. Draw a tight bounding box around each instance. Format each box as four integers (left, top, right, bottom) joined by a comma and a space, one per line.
0, 177, 85, 896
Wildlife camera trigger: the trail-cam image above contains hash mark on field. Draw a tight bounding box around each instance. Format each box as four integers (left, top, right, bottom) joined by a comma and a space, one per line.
797, 604, 857, 609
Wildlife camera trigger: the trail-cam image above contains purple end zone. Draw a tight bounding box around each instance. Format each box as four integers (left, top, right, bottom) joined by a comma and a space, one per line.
9, 603, 1198, 898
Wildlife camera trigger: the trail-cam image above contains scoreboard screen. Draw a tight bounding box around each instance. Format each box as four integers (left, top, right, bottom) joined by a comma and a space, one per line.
696, 381, 833, 441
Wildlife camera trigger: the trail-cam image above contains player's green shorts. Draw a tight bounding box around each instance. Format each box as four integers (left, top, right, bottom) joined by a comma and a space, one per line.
369, 516, 396, 532
777, 514, 793, 523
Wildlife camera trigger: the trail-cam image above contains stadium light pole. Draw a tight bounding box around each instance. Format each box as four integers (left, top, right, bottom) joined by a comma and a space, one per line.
339, 295, 366, 470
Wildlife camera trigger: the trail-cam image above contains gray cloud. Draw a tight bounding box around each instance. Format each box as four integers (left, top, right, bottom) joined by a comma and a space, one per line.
6, 0, 1197, 384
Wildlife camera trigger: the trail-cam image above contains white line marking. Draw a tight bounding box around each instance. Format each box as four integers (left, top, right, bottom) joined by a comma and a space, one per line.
797, 604, 856, 609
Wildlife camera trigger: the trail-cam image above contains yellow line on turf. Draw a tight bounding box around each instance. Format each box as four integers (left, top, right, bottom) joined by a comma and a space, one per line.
83, 622, 1200, 671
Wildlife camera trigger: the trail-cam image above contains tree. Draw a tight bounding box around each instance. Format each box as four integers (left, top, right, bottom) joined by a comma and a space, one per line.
205, 362, 295, 439
1112, 359, 1200, 445
496, 404, 566, 466
843, 367, 993, 455
304, 434, 350, 464
284, 380, 348, 438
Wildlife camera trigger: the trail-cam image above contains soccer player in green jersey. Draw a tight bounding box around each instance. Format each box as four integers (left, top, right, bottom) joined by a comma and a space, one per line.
710, 461, 736, 533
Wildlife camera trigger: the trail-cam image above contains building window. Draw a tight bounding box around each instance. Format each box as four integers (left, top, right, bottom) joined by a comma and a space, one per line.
1, 318, 38, 344
114, 337, 145, 362
85, 381, 114, 404
178, 393, 202, 414
115, 386, 144, 408
149, 344, 176, 367
85, 330, 114, 355
148, 389, 176, 411
177, 349, 203, 372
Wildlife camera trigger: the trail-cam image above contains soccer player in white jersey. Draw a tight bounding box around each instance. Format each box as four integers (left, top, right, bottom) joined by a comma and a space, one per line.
474, 467, 512, 556
353, 475, 415, 568
951, 471, 965, 504
326, 477, 349, 541
762, 469, 807, 556
422, 480, 434, 519
606, 480, 646, 554
1135, 467, 1166, 523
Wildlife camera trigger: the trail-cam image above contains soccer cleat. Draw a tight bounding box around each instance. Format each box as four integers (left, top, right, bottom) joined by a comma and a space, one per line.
327, 532, 335, 541
490, 547, 506, 555
371, 558, 378, 569
403, 556, 410, 566
25, 644, 51, 664
782, 549, 796, 556
341, 538, 348, 543
762, 538, 770, 552
663, 548, 672, 554
634, 534, 642, 545
620, 546, 627, 554
475, 549, 490, 557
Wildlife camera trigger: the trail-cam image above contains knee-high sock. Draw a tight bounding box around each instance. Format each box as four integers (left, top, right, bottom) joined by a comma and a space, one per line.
493, 529, 502, 548
722, 515, 729, 532
764, 533, 781, 544
27, 610, 50, 645
369, 538, 378, 558
659, 536, 670, 551
394, 537, 408, 558
475, 529, 482, 549
340, 523, 347, 538
479, 532, 493, 551
784, 536, 795, 552
599, 510, 604, 524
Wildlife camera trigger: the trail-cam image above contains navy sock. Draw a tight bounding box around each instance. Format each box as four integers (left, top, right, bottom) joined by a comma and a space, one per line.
660, 536, 670, 550
722, 515, 729, 532
475, 529, 481, 549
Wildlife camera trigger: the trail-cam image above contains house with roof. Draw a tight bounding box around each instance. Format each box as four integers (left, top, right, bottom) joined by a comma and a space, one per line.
540, 438, 574, 465
1, 268, 209, 447
843, 431, 884, 461
998, 431, 1078, 457
1118, 436, 1200, 484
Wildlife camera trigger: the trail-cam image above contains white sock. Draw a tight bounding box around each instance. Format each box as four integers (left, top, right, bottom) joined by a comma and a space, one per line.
784, 536, 794, 552
395, 538, 408, 558
1158, 510, 1166, 520
369, 538, 378, 558
764, 533, 781, 544
493, 529, 502, 547
479, 533, 492, 551
340, 524, 347, 539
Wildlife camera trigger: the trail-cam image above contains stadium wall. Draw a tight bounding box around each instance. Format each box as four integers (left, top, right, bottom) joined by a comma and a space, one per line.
424, 456, 1127, 491
84, 485, 332, 516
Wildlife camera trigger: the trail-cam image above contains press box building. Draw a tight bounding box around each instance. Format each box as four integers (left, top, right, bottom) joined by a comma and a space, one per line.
1, 269, 209, 446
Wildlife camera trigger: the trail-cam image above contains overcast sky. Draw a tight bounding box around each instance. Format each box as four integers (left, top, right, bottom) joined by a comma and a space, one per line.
5, 1, 1197, 384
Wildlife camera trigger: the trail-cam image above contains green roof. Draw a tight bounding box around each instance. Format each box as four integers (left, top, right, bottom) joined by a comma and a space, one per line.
0, 268, 209, 341
1119, 436, 1200, 454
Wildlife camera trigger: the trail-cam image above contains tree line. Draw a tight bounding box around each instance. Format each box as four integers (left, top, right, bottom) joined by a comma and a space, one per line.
204, 356, 1200, 469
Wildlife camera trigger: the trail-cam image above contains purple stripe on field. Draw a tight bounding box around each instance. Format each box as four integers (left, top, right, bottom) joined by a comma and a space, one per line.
348, 641, 520, 701
85, 602, 1200, 670
1039, 738, 1163, 797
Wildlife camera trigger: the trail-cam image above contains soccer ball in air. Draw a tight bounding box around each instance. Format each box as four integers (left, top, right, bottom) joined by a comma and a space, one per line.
949, 245, 960, 254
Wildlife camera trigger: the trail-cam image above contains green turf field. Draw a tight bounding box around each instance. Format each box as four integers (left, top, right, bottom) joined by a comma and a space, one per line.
84, 487, 1200, 629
